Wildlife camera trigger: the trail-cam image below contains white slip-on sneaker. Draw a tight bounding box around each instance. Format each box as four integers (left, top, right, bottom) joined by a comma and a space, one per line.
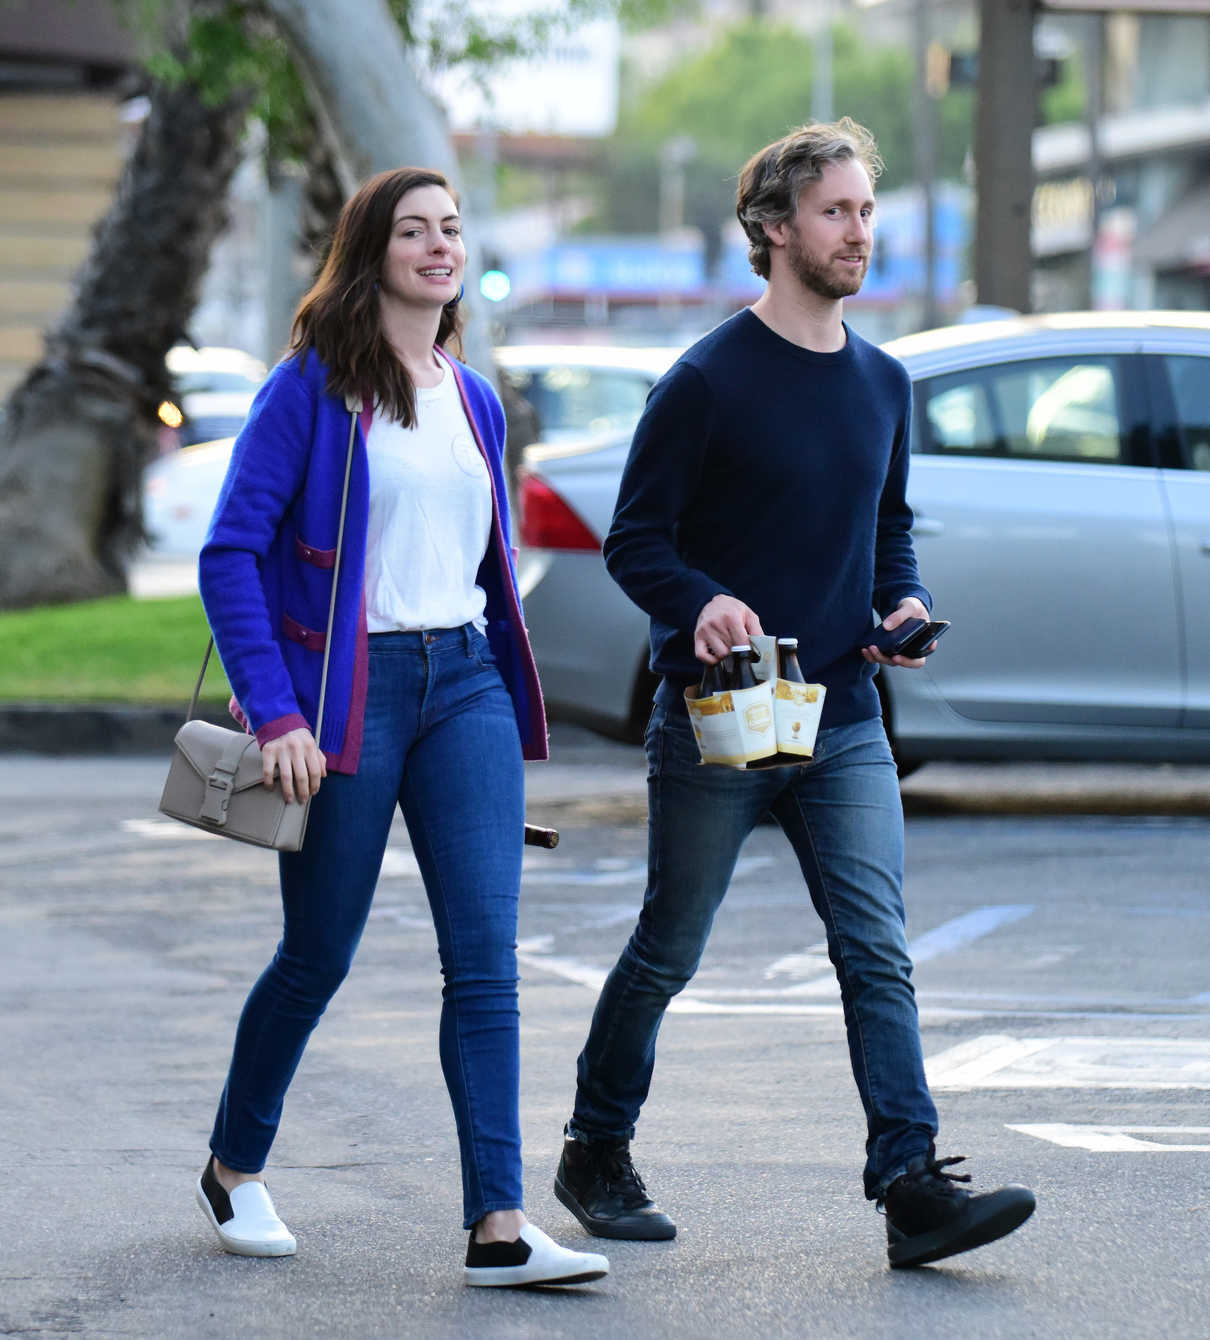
464, 1222, 609, 1287
195, 1158, 297, 1258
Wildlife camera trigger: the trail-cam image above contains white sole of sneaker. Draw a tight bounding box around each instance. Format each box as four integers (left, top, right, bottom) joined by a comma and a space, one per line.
464, 1262, 609, 1287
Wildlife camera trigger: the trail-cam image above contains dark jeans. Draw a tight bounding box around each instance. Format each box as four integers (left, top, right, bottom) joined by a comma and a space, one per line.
569, 704, 939, 1199
209, 625, 526, 1227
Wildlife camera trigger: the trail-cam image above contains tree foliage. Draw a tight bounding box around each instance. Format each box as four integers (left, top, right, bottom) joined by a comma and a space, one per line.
588, 18, 976, 244
112, 0, 695, 167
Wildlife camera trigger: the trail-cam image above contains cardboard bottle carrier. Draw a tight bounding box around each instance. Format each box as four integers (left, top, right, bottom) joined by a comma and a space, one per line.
685, 634, 826, 768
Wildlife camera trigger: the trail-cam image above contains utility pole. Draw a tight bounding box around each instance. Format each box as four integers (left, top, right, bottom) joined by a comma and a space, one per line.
1083, 10, 1106, 306
974, 0, 1036, 312
913, 0, 940, 329
812, 1, 834, 123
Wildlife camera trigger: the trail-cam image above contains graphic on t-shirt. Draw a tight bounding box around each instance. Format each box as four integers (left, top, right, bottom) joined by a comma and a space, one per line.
450, 431, 485, 476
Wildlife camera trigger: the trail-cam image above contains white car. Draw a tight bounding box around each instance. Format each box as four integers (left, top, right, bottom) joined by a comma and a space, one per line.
140, 344, 682, 557
516, 312, 1210, 769
155, 345, 267, 452
495, 345, 682, 443
143, 436, 238, 556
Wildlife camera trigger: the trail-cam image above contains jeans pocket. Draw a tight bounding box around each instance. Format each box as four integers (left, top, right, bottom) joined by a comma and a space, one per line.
469, 628, 497, 667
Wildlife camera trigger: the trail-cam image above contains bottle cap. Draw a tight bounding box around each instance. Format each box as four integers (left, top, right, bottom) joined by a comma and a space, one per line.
729, 644, 751, 654
776, 637, 798, 647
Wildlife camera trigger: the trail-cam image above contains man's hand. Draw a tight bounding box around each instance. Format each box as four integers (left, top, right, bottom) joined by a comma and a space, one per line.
861, 596, 931, 668
694, 594, 764, 663
262, 727, 327, 804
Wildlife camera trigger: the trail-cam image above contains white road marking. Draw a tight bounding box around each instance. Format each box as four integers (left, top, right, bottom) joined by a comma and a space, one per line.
908, 904, 1034, 961
704, 904, 1037, 1000
1008, 1124, 1210, 1153
516, 950, 608, 992
765, 943, 830, 979
928, 1034, 1210, 1089
121, 817, 217, 841
518, 854, 773, 888
373, 853, 771, 886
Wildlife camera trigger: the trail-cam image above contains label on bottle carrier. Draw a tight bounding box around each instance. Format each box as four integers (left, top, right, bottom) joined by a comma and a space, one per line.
771, 679, 824, 758
686, 681, 775, 765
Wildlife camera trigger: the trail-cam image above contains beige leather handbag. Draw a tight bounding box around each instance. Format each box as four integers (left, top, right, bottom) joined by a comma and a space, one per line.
158, 396, 360, 851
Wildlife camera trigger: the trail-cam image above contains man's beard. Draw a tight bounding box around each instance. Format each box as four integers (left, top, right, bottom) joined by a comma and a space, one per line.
785, 229, 868, 299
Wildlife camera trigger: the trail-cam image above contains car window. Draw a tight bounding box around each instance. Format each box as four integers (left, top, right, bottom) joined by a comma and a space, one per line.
501, 366, 652, 438
916, 356, 1127, 464
1163, 355, 1210, 472
174, 370, 263, 394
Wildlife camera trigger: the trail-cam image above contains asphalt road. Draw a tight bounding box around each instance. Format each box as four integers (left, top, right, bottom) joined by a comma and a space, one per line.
2, 729, 1209, 1339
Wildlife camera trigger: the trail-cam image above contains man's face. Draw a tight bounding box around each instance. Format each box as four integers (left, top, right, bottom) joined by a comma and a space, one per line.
770, 158, 875, 300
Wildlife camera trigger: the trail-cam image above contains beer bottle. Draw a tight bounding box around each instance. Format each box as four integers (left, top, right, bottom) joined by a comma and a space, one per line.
776, 637, 806, 683
729, 644, 759, 691
698, 659, 724, 697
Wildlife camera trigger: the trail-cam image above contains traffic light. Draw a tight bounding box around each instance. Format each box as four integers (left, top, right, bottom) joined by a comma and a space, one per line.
926, 46, 1066, 97
480, 269, 511, 302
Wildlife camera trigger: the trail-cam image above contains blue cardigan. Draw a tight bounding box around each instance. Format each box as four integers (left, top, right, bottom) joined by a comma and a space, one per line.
198, 346, 548, 769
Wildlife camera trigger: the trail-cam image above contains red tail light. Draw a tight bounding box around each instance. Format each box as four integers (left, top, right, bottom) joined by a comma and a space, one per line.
518, 470, 601, 552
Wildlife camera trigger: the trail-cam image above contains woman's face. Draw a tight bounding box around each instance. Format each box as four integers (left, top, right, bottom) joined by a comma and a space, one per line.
379, 184, 465, 311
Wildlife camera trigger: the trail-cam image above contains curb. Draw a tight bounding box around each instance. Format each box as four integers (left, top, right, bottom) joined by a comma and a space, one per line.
0, 704, 229, 756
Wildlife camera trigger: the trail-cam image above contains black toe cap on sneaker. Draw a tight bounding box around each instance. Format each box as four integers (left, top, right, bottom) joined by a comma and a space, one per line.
554, 1174, 677, 1241
888, 1185, 1036, 1269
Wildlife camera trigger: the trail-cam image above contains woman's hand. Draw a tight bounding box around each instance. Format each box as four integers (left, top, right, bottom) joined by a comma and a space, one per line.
262, 728, 326, 803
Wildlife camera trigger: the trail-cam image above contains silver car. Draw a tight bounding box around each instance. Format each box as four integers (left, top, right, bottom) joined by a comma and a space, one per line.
515, 312, 1210, 768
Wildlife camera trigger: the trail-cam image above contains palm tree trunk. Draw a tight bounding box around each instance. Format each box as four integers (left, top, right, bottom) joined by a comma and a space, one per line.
259, 0, 493, 374
0, 75, 250, 609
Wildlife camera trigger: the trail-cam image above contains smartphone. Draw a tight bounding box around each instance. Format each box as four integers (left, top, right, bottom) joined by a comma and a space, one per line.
897, 620, 951, 658
865, 617, 927, 656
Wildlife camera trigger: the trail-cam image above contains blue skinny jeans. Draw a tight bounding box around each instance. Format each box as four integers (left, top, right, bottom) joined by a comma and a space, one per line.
209, 625, 525, 1227
569, 701, 939, 1200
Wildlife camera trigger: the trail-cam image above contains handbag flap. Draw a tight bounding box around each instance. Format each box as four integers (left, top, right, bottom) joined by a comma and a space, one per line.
173, 720, 266, 794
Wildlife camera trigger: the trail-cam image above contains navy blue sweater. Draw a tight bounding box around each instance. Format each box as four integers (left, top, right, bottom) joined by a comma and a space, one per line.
603, 309, 931, 729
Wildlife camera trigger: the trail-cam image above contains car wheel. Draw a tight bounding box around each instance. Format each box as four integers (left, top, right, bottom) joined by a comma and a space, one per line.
627, 661, 660, 744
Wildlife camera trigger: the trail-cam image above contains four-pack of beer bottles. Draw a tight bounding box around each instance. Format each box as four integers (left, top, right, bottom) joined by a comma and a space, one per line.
689, 632, 825, 769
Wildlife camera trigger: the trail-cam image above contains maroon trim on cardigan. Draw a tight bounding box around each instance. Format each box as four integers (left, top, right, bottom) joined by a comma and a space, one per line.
282, 612, 326, 651
325, 586, 368, 775
436, 347, 549, 762
295, 534, 336, 568
255, 712, 311, 748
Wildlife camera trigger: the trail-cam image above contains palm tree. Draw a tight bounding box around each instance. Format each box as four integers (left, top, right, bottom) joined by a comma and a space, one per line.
0, 73, 250, 607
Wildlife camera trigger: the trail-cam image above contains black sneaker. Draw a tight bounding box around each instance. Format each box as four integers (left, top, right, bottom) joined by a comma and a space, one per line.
880, 1150, 1035, 1268
554, 1131, 677, 1241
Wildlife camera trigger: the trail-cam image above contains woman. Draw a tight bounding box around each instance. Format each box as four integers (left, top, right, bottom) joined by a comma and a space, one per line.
194, 167, 608, 1289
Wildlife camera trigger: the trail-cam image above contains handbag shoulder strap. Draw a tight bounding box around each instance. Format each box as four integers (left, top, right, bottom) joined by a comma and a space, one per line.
186, 394, 363, 736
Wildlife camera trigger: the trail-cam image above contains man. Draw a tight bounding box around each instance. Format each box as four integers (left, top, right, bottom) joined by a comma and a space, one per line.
554, 119, 1035, 1268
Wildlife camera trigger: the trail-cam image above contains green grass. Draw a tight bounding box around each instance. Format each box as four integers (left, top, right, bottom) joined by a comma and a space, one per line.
0, 594, 232, 704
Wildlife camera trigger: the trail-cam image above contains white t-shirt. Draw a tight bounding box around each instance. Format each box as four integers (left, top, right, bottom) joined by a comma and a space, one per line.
364, 366, 493, 633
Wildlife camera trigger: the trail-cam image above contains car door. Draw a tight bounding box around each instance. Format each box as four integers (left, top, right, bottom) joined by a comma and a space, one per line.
906, 350, 1182, 727
1147, 350, 1210, 729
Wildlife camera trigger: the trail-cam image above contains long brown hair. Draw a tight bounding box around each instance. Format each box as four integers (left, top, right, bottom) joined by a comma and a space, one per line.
291, 167, 465, 426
